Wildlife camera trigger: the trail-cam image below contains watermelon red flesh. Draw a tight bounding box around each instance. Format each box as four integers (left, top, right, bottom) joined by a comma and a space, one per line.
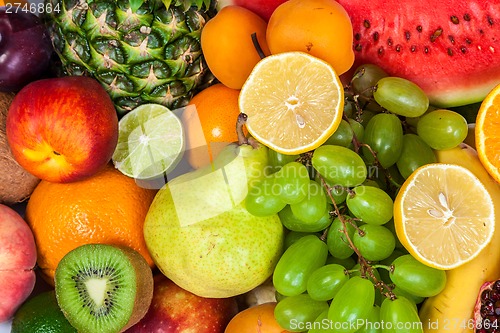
337, 0, 500, 108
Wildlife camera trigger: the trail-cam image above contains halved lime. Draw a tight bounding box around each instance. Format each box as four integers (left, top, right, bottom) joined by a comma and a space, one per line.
112, 104, 185, 179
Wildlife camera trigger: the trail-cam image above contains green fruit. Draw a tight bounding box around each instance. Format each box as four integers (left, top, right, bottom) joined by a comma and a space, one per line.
362, 113, 403, 168
45, 0, 216, 116
326, 216, 357, 259
396, 134, 436, 179
144, 140, 284, 297
373, 77, 429, 117
54, 244, 154, 333
346, 185, 394, 225
416, 109, 468, 150
380, 297, 423, 333
11, 290, 77, 333
352, 224, 396, 261
274, 294, 329, 332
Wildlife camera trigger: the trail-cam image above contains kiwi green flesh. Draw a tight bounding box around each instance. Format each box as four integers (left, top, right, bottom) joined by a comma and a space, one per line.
55, 244, 153, 333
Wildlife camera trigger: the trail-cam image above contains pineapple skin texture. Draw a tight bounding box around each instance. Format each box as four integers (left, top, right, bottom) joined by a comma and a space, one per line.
44, 0, 216, 116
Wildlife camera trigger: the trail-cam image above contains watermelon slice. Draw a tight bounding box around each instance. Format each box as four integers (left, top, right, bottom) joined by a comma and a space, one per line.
337, 0, 500, 108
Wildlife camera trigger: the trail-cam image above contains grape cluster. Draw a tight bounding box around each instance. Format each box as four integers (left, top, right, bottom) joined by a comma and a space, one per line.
244, 63, 468, 332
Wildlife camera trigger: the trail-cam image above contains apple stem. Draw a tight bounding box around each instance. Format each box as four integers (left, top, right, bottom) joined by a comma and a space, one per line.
237, 113, 249, 146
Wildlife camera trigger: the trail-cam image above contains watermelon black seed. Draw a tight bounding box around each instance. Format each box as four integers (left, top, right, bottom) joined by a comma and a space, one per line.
430, 28, 443, 42
355, 44, 362, 51
460, 46, 467, 53
372, 31, 379, 41
378, 47, 384, 55
411, 45, 417, 52
416, 25, 423, 33
447, 48, 453, 56
464, 13, 471, 21
364, 19, 370, 28
450, 15, 459, 24
488, 16, 494, 26
395, 44, 401, 52
405, 30, 411, 40
387, 38, 393, 46
355, 33, 361, 40
449, 35, 455, 44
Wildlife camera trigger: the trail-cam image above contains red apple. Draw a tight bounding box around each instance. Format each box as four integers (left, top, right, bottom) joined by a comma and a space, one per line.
216, 0, 288, 21
126, 274, 239, 333
0, 204, 37, 322
6, 76, 118, 183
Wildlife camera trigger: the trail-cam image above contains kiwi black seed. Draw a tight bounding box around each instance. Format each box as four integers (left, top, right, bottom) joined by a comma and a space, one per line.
54, 244, 154, 333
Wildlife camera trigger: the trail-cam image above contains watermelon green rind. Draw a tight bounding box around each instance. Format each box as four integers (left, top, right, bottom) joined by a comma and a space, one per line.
338, 0, 500, 108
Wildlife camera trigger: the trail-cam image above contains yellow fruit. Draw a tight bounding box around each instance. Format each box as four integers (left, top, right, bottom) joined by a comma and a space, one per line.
420, 143, 500, 333
393, 162, 495, 270
239, 51, 344, 155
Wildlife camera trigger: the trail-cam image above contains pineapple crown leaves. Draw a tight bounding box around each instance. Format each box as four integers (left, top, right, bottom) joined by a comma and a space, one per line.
128, 0, 211, 12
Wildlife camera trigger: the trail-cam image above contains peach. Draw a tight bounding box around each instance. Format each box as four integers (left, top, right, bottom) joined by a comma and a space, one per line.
0, 204, 37, 322
6, 76, 118, 183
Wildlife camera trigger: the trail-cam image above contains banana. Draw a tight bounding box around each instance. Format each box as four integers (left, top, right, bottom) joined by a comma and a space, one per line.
419, 143, 500, 333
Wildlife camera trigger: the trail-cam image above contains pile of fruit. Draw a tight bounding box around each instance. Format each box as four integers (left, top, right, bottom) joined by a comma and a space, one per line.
2, 0, 500, 332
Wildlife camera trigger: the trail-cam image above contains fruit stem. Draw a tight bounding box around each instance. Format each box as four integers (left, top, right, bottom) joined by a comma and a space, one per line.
251, 33, 267, 60
237, 113, 249, 145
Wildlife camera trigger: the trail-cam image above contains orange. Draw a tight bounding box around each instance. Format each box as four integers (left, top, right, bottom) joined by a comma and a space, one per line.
25, 164, 156, 285
224, 302, 292, 333
201, 5, 271, 89
183, 83, 245, 169
266, 0, 355, 75
476, 82, 500, 183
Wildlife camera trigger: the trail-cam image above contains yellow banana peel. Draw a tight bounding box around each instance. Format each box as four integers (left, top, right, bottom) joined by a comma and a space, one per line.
419, 143, 500, 333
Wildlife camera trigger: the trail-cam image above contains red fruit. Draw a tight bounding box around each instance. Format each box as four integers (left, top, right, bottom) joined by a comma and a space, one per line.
337, 0, 500, 108
474, 280, 500, 333
125, 274, 239, 333
216, 0, 288, 21
0, 204, 37, 322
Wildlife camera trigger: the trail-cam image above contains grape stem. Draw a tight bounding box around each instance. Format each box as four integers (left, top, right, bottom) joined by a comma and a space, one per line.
318, 174, 397, 300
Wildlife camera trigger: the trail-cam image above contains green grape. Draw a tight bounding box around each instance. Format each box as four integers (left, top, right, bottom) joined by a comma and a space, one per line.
273, 234, 328, 296
356, 305, 382, 333
378, 248, 408, 282
306, 264, 350, 301
373, 77, 429, 117
352, 224, 396, 261
351, 64, 389, 98
416, 109, 468, 150
312, 145, 367, 187
379, 296, 423, 333
308, 309, 336, 333
275, 290, 287, 302
328, 276, 376, 333
290, 180, 328, 223
383, 220, 405, 249
346, 185, 393, 225
344, 99, 355, 118
284, 230, 317, 249
349, 264, 383, 306
357, 110, 377, 125
362, 113, 404, 169
279, 204, 333, 233
362, 178, 381, 188
325, 119, 354, 147
274, 294, 329, 332
396, 134, 437, 179
390, 254, 447, 298
326, 216, 357, 259
273, 161, 310, 204
326, 255, 356, 270
391, 286, 425, 306
349, 118, 365, 142
315, 175, 348, 205
245, 177, 286, 217
268, 149, 299, 173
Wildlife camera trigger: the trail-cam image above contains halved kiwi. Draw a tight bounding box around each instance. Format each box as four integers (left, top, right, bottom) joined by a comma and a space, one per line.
54, 244, 154, 333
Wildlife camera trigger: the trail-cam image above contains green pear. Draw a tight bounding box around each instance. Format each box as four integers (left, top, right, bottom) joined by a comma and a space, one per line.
144, 116, 284, 298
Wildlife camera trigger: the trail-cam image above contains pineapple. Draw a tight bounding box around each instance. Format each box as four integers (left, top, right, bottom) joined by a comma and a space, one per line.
44, 0, 216, 116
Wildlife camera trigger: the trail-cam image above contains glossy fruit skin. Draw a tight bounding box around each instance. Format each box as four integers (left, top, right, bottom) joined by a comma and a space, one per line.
373, 77, 429, 117
216, 0, 288, 22
273, 234, 328, 296
326, 216, 356, 259
245, 177, 287, 217
201, 6, 270, 89
266, 0, 354, 75
312, 145, 367, 187
0, 9, 54, 92
390, 254, 446, 298
396, 134, 436, 179
275, 294, 329, 332
279, 204, 333, 233
290, 180, 328, 223
362, 113, 404, 168
325, 119, 354, 147
306, 264, 350, 301
416, 109, 468, 150
328, 276, 375, 333
351, 64, 388, 98
352, 224, 396, 261
346, 185, 394, 225
380, 297, 423, 333
225, 302, 292, 333
6, 76, 118, 183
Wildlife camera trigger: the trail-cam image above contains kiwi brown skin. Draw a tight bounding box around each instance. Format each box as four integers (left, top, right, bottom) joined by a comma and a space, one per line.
0, 92, 40, 205
55, 244, 154, 333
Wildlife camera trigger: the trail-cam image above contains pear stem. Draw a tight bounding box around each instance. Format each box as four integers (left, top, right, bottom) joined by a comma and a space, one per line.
237, 113, 249, 146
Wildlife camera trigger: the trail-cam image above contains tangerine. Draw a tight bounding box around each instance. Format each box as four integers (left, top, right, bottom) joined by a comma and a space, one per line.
201, 5, 271, 89
266, 0, 355, 75
25, 164, 156, 284
183, 83, 245, 169
224, 302, 292, 333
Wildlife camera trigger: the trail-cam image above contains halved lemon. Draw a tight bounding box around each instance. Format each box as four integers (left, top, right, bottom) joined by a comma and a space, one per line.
238, 51, 344, 155
394, 163, 495, 270
112, 104, 185, 180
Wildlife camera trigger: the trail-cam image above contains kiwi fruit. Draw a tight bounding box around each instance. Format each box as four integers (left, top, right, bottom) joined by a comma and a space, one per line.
0, 92, 40, 205
54, 244, 154, 333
